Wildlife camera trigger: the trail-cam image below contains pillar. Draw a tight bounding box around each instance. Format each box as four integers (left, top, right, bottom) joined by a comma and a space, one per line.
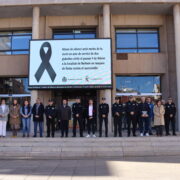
173, 4, 180, 131
30, 6, 40, 134
100, 4, 112, 131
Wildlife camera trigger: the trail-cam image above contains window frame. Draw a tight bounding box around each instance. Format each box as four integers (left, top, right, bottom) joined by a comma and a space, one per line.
52, 28, 97, 39
115, 28, 160, 53
0, 30, 32, 55
115, 75, 161, 95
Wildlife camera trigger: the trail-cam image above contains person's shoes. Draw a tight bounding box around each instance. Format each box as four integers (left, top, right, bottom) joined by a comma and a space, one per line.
119, 134, 122, 137
40, 136, 43, 138
72, 135, 76, 137
27, 134, 29, 137
140, 133, 144, 137
149, 132, 153, 135
173, 133, 177, 136
145, 133, 149, 137
105, 135, 108, 137
133, 134, 136, 137
33, 135, 36, 138
92, 134, 96, 138
114, 135, 117, 137
86, 134, 90, 138
22, 134, 25, 138
46, 136, 50, 138
61, 135, 64, 138
99, 135, 102, 137
127, 134, 130, 137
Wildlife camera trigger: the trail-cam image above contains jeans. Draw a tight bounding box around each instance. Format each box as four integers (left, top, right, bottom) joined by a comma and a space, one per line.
139, 117, 149, 134
149, 117, 153, 133
22, 118, 31, 135
34, 121, 43, 137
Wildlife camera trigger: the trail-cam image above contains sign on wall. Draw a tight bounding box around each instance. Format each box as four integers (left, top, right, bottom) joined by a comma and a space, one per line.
28, 39, 112, 89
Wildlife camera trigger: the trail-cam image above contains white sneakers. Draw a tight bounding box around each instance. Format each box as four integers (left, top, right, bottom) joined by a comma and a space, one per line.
86, 134, 96, 138
140, 133, 149, 137
86, 134, 90, 138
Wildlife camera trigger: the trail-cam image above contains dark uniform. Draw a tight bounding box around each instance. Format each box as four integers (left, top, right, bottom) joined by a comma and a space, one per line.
72, 102, 83, 137
99, 102, 109, 137
112, 102, 125, 137
126, 100, 138, 137
165, 103, 176, 135
45, 104, 57, 137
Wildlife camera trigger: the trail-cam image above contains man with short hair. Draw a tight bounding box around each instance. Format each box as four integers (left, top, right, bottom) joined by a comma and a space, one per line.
45, 99, 57, 138
58, 99, 71, 138
112, 97, 124, 137
165, 97, 176, 136
72, 97, 83, 137
32, 98, 44, 137
138, 97, 150, 137
126, 96, 138, 137
99, 98, 109, 137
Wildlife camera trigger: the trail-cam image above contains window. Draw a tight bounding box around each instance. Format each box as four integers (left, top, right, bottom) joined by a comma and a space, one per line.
116, 28, 160, 53
0, 31, 32, 55
53, 29, 96, 39
116, 76, 161, 95
0, 78, 30, 94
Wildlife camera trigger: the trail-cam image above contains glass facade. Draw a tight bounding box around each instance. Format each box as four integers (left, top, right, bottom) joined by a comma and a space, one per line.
0, 78, 30, 95
116, 28, 160, 53
0, 31, 32, 55
116, 76, 161, 94
53, 29, 96, 39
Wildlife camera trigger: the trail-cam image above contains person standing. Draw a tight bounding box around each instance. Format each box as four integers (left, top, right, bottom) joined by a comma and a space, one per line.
165, 97, 176, 136
154, 100, 165, 136
126, 96, 138, 137
99, 98, 109, 137
72, 97, 83, 137
20, 100, 32, 137
58, 99, 71, 138
45, 99, 57, 138
86, 99, 96, 138
112, 97, 124, 137
0, 99, 9, 137
138, 97, 150, 137
146, 97, 154, 135
32, 98, 44, 137
10, 99, 20, 137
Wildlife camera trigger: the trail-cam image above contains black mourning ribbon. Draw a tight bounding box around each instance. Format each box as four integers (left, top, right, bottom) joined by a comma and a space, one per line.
35, 42, 56, 82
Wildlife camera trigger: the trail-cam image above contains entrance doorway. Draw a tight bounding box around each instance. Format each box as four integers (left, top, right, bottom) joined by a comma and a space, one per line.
52, 89, 98, 131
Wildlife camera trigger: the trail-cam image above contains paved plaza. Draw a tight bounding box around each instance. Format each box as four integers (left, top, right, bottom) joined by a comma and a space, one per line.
0, 156, 179, 180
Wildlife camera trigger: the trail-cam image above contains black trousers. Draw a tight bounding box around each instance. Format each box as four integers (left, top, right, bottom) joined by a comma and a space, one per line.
61, 120, 69, 137
165, 117, 176, 135
73, 117, 83, 137
99, 117, 108, 137
155, 125, 163, 136
47, 118, 55, 137
87, 117, 95, 135
127, 115, 137, 136
114, 115, 122, 137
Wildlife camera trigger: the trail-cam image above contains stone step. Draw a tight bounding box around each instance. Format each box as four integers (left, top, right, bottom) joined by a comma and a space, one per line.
0, 136, 180, 159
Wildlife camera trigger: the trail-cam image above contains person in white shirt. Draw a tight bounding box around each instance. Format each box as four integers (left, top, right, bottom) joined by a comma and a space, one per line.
86, 99, 96, 138
0, 99, 9, 137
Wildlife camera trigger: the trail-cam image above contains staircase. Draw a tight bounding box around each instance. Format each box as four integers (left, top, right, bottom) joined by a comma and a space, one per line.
0, 136, 180, 159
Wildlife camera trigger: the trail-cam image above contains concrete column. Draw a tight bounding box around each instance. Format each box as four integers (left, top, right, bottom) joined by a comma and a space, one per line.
173, 4, 180, 131
30, 6, 40, 134
101, 4, 112, 132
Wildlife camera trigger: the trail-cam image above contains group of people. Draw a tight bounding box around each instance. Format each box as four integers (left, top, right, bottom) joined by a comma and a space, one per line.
0, 95, 177, 138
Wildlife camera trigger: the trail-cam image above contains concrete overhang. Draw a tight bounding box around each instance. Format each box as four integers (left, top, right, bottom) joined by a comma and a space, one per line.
0, 1, 176, 18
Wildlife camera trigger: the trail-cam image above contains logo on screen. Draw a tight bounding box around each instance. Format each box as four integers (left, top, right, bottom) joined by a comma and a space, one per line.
62, 77, 67, 82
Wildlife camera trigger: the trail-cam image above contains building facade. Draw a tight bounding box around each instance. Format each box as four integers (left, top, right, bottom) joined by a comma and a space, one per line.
0, 0, 180, 130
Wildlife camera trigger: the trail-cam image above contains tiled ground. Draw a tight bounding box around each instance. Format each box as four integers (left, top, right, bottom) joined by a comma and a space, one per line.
0, 156, 180, 180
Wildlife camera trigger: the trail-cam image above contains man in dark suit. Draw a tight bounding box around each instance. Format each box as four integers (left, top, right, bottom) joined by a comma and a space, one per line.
72, 97, 83, 137
86, 99, 96, 138
58, 99, 71, 137
32, 98, 44, 137
99, 97, 109, 137
45, 99, 57, 138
